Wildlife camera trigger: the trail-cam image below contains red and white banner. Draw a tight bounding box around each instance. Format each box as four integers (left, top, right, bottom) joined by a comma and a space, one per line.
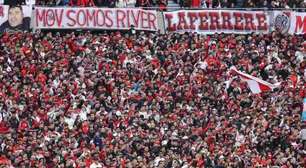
163, 10, 270, 34
34, 7, 158, 31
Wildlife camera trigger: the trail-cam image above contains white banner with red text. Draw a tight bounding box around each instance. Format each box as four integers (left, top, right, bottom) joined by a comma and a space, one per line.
293, 12, 306, 34
34, 7, 158, 31
163, 10, 270, 34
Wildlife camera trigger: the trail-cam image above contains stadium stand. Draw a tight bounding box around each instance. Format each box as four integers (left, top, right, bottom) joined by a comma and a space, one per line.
0, 30, 305, 167
0, 0, 305, 167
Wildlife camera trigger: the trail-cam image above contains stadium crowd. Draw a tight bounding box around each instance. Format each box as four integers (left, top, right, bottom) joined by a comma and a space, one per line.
0, 29, 305, 167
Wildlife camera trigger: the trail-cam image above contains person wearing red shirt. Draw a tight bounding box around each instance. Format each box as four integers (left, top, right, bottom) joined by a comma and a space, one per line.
18, 119, 28, 132
69, 0, 95, 6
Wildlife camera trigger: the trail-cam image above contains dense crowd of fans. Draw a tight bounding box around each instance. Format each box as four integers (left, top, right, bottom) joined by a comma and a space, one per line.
0, 29, 305, 167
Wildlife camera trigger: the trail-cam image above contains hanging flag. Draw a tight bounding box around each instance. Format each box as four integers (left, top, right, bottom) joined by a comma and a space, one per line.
302, 98, 306, 122
230, 67, 281, 94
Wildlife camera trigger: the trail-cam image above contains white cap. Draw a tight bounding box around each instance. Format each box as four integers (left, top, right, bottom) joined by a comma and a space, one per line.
115, 111, 122, 116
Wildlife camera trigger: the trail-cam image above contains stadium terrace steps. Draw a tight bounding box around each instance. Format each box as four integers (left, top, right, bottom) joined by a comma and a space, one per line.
167, 0, 180, 11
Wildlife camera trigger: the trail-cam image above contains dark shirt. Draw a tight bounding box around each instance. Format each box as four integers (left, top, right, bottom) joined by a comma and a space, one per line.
4, 0, 25, 5
0, 17, 31, 33
94, 0, 107, 6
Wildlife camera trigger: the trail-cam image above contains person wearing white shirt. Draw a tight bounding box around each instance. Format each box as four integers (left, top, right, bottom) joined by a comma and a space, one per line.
90, 161, 102, 168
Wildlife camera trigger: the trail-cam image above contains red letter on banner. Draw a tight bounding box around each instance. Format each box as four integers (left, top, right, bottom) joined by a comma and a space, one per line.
221, 12, 233, 30
46, 9, 55, 27
234, 12, 243, 30
199, 12, 208, 30
126, 9, 131, 27
295, 15, 306, 33
36, 9, 46, 27
256, 13, 268, 30
141, 10, 149, 29
209, 12, 221, 30
188, 12, 198, 30
177, 12, 189, 30
86, 9, 96, 27
244, 13, 256, 30
0, 6, 4, 17
55, 9, 64, 27
96, 9, 105, 27
77, 9, 87, 27
67, 10, 76, 27
117, 10, 126, 28
165, 13, 176, 31
131, 10, 140, 28
105, 10, 113, 27
148, 12, 157, 30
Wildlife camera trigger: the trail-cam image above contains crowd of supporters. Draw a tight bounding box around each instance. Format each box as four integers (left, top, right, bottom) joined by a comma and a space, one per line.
0, 29, 305, 167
